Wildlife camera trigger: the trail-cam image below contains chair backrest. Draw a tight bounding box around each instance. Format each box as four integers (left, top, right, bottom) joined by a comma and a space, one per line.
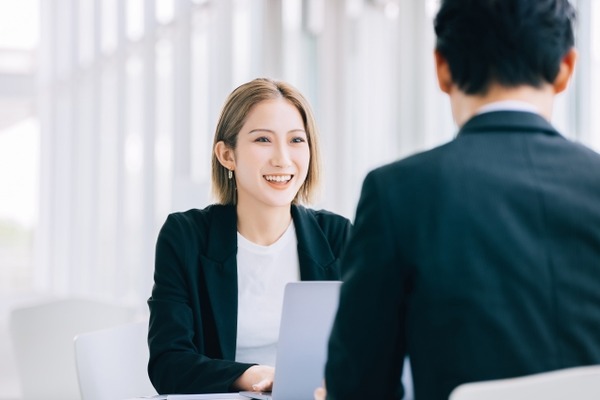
449, 365, 600, 400
74, 320, 157, 400
9, 298, 136, 400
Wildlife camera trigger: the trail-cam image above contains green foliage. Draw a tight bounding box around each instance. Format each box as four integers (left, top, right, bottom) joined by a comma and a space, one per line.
0, 219, 33, 247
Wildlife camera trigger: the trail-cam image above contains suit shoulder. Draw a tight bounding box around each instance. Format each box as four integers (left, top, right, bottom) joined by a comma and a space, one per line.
297, 205, 351, 229
293, 205, 352, 260
372, 142, 453, 177
163, 206, 207, 228
295, 205, 352, 245
159, 204, 230, 241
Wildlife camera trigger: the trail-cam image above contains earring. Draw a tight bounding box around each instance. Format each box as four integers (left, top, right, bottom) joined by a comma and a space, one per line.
228, 169, 233, 179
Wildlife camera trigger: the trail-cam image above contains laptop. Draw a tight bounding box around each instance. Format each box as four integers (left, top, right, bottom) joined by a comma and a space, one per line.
239, 281, 342, 400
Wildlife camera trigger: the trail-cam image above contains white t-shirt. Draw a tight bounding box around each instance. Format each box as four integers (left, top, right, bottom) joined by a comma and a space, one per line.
235, 222, 301, 367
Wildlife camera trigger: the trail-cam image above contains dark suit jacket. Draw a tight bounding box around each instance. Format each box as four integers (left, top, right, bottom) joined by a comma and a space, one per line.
325, 111, 600, 400
148, 204, 351, 394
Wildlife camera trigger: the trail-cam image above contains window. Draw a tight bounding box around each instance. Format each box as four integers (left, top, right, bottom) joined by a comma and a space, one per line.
0, 0, 39, 295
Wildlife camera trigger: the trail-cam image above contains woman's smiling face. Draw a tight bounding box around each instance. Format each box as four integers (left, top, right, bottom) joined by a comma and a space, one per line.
231, 98, 310, 211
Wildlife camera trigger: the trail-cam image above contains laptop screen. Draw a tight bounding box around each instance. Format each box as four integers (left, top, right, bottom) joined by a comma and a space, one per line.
240, 281, 342, 400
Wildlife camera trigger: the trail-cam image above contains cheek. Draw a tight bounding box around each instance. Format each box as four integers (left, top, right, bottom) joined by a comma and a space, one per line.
295, 148, 311, 170
234, 147, 261, 168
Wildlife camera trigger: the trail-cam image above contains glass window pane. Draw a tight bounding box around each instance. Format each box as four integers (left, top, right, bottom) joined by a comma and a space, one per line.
0, 119, 39, 293
0, 0, 39, 49
101, 0, 118, 54
156, 0, 174, 25
190, 10, 211, 184
126, 0, 144, 41
78, 0, 95, 66
155, 38, 174, 218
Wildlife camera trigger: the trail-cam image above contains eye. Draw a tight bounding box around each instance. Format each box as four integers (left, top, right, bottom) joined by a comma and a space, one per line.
255, 136, 271, 143
291, 136, 306, 143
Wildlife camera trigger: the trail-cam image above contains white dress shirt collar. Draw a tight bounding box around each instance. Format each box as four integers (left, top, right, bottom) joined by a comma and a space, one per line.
476, 100, 540, 115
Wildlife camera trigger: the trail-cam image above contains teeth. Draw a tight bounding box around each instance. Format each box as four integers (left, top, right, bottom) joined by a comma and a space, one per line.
265, 175, 292, 182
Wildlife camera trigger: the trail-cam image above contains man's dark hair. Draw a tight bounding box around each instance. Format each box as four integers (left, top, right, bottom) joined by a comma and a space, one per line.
434, 0, 576, 95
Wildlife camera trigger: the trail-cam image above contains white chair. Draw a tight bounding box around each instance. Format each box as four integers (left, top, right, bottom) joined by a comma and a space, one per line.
449, 365, 600, 400
9, 298, 136, 400
74, 320, 157, 400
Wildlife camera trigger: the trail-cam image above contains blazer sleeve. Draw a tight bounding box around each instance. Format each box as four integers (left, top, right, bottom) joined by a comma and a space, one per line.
147, 213, 254, 394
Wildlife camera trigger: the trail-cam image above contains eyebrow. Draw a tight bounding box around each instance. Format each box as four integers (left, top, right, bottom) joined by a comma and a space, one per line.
247, 128, 306, 134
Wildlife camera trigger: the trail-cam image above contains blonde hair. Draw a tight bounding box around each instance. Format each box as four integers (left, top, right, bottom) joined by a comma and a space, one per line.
211, 78, 321, 205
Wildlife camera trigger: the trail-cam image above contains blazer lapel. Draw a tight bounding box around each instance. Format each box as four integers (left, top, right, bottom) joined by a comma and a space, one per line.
201, 205, 239, 360
292, 205, 339, 280
201, 205, 339, 359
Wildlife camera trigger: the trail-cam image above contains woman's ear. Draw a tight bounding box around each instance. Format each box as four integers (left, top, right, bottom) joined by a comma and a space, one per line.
214, 141, 236, 171
553, 48, 577, 94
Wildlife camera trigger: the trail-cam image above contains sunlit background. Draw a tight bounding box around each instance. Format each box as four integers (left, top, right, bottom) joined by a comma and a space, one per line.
0, 0, 599, 399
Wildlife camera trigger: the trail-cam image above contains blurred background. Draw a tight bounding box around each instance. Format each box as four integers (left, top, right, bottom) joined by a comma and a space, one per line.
0, 0, 598, 398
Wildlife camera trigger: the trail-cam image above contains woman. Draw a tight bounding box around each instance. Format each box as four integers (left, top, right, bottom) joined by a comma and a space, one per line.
147, 78, 351, 394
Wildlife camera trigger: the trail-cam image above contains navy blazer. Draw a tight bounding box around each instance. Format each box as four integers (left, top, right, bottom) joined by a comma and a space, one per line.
148, 204, 351, 394
325, 111, 600, 400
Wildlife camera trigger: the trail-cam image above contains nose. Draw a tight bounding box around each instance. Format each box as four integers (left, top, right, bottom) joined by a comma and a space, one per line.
271, 142, 292, 168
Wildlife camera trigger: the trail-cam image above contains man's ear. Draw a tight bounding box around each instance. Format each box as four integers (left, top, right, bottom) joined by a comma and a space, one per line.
435, 50, 453, 94
553, 48, 578, 94
214, 141, 236, 171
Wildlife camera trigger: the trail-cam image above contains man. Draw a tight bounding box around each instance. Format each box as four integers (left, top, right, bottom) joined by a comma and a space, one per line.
318, 0, 600, 399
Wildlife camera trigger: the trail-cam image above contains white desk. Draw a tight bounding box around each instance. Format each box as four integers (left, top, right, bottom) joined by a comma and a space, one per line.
126, 394, 245, 400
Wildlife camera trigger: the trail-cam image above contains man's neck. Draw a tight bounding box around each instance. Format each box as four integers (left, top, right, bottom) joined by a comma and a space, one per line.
449, 83, 555, 127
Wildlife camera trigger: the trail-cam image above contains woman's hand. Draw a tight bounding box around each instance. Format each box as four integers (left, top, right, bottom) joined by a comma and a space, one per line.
232, 365, 275, 392
314, 386, 327, 400
314, 380, 327, 400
